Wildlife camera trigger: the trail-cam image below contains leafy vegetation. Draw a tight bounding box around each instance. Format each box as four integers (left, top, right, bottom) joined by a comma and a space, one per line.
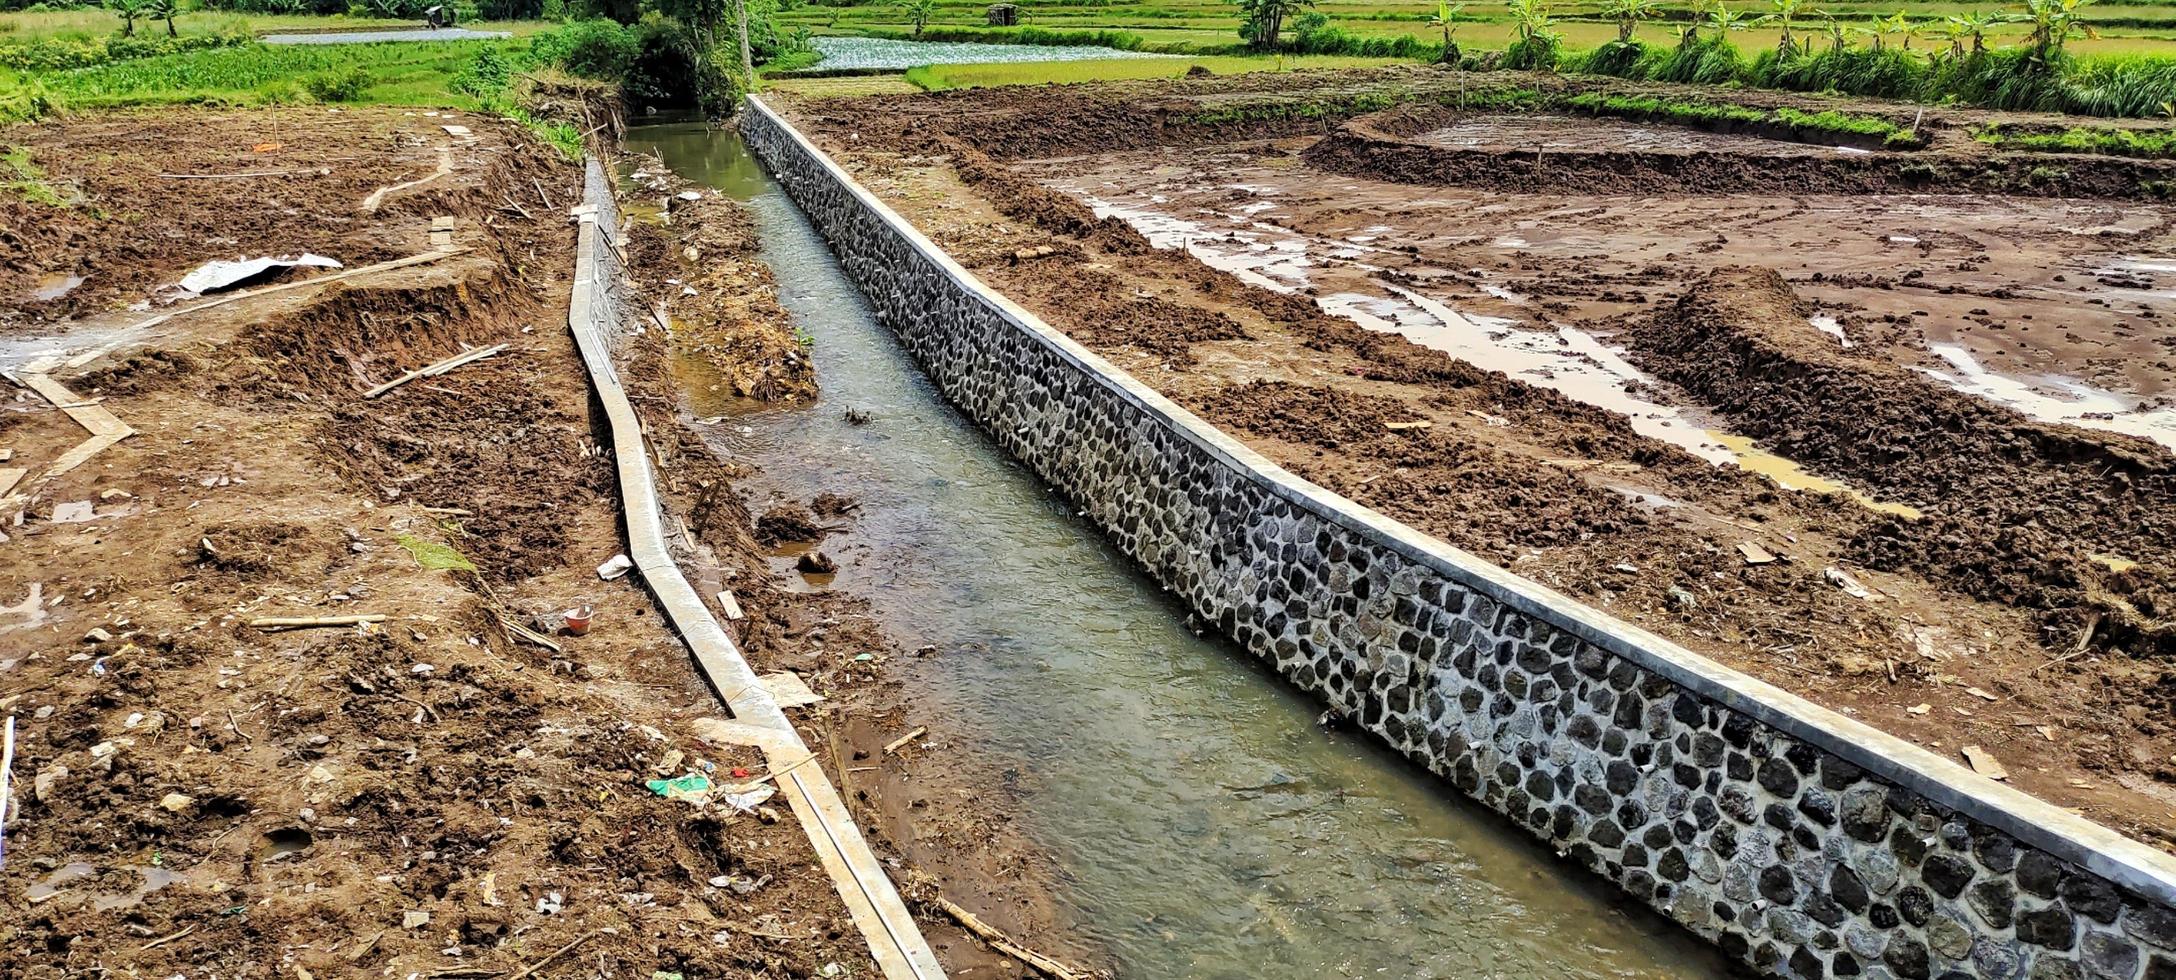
1974, 120, 2176, 155
0, 24, 253, 70
902, 51, 1406, 88
1560, 89, 1925, 144
1, 142, 67, 206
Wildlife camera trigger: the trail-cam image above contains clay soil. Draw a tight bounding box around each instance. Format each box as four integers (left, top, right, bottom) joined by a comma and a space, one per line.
769, 69, 2176, 852
0, 107, 1080, 979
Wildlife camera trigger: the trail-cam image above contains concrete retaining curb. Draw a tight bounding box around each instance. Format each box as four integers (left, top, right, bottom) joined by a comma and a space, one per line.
740, 94, 2176, 980
568, 157, 946, 980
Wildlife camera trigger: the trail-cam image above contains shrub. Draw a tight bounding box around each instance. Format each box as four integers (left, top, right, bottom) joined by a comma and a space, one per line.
1501, 33, 1558, 70
0, 28, 254, 72
1574, 37, 1646, 77
302, 62, 371, 101
529, 17, 639, 81
1646, 33, 1744, 84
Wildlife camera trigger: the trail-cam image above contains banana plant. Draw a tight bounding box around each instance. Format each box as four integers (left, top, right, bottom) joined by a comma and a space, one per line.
1601, 0, 1660, 43
1429, 0, 1468, 59
1506, 0, 1559, 46
1761, 0, 1819, 58
2022, 0, 2098, 66
108, 0, 150, 37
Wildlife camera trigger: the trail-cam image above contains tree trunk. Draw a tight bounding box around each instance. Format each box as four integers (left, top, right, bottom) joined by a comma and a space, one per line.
734, 0, 753, 77
166, 16, 177, 37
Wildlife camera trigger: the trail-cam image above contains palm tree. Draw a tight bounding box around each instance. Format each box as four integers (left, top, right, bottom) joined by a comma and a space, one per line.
1602, 0, 1660, 43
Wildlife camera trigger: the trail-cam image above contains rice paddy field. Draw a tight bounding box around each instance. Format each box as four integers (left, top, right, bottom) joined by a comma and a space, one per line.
778, 0, 2176, 60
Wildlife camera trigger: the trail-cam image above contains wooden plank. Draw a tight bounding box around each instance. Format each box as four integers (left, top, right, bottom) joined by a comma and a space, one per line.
362, 343, 506, 399
0, 468, 23, 498
250, 614, 387, 630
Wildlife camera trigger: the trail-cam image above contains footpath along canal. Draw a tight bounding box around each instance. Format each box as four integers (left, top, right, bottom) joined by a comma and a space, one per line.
626, 120, 1738, 979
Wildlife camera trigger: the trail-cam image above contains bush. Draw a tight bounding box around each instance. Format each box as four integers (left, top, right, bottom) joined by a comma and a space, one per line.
1502, 33, 1558, 71
302, 62, 371, 101
0, 28, 255, 72
1646, 34, 1744, 84
1574, 38, 1646, 77
1289, 12, 1425, 58
530, 17, 639, 81
1751, 45, 1926, 100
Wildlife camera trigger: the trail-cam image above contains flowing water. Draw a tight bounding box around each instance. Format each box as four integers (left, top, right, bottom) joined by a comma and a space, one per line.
628, 121, 1735, 980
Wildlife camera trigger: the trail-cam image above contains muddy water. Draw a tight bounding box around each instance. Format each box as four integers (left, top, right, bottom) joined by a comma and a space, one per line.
631, 123, 1734, 980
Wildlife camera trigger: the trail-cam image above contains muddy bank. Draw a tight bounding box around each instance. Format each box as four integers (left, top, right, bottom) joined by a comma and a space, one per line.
0, 108, 887, 977
1307, 103, 2176, 199
1626, 267, 2176, 665
769, 75, 2176, 850
614, 153, 1097, 977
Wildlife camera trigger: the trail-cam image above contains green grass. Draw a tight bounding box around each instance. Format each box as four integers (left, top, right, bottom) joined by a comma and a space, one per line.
1562, 91, 1923, 145
0, 9, 551, 42
903, 52, 1408, 88
397, 533, 476, 572
1, 143, 67, 205
1975, 122, 2176, 157
13, 39, 515, 111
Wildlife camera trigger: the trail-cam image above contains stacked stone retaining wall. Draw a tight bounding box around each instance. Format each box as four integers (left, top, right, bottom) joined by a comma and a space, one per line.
738, 95, 2176, 980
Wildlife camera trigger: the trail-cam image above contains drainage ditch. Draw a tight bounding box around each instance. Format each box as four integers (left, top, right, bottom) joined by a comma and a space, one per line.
627, 119, 1733, 979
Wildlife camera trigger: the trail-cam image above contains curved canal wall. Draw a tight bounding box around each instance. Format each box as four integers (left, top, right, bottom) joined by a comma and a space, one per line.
738, 94, 2176, 980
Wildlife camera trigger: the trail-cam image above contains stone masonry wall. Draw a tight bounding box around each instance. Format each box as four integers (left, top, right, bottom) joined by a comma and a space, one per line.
738, 96, 2176, 980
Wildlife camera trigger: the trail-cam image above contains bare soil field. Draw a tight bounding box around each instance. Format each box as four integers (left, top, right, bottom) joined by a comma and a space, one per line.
770, 67, 2176, 851
0, 107, 1077, 978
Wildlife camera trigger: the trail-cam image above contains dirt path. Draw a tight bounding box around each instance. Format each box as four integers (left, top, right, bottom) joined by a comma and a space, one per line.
768, 75, 2176, 853
0, 107, 1080, 979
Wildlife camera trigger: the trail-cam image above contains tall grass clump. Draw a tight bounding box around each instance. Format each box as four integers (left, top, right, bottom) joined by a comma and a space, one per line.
1751, 44, 1926, 99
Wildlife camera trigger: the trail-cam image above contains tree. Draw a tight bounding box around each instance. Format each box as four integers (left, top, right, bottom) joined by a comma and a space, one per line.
1937, 10, 2017, 58
1428, 0, 1467, 61
146, 0, 178, 36
1760, 0, 1819, 58
894, 0, 936, 38
1237, 0, 1313, 51
1601, 0, 1658, 43
109, 0, 148, 37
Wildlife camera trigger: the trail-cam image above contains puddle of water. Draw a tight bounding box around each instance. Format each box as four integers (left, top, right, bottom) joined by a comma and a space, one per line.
1705, 433, 1921, 519
27, 273, 83, 302
639, 124, 1731, 980
1917, 342, 2176, 452
24, 861, 96, 902
1809, 314, 1852, 348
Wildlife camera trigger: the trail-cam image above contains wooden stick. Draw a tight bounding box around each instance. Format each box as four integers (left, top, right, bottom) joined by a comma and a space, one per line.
738, 752, 818, 789
363, 343, 507, 399
933, 896, 1095, 980
883, 726, 927, 756
250, 614, 387, 630
508, 927, 606, 979
157, 170, 313, 179
141, 923, 199, 950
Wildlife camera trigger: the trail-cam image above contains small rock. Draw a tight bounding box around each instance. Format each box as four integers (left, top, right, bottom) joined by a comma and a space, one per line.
402, 910, 431, 929
158, 792, 194, 812
84, 628, 112, 644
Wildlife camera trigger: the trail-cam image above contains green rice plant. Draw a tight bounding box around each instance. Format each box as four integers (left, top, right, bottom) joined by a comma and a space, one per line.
302, 61, 371, 99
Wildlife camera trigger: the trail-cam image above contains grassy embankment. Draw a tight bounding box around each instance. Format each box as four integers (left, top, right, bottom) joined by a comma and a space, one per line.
783, 0, 2176, 117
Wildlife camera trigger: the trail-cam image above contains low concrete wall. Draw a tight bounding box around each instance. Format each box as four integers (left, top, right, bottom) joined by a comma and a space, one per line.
739, 95, 2176, 980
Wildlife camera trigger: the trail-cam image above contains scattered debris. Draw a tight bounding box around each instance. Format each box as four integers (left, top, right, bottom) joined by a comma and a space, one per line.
933, 896, 1098, 980
796, 552, 836, 575
562, 605, 593, 637
1822, 566, 1875, 599
0, 715, 14, 868
50, 501, 96, 523
1966, 687, 1999, 702
178, 254, 343, 295
1907, 703, 1931, 715
883, 726, 928, 756
157, 792, 193, 812
429, 215, 456, 248
715, 590, 745, 621
760, 671, 824, 709
1961, 745, 2009, 781
720, 784, 777, 814
1737, 542, 1778, 565
402, 910, 432, 929
645, 772, 713, 801
1383, 420, 1432, 431
596, 554, 633, 580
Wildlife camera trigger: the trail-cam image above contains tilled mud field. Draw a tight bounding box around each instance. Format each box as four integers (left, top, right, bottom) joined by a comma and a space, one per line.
0, 108, 1068, 978
772, 71, 2176, 851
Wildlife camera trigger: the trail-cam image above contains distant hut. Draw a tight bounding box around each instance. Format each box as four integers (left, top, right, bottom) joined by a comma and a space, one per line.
986, 3, 1018, 26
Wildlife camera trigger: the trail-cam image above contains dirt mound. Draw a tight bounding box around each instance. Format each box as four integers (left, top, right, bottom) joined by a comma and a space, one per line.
224, 268, 526, 401
755, 502, 827, 546
195, 519, 347, 581
1305, 106, 2176, 199
1626, 267, 2176, 654
632, 176, 814, 403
